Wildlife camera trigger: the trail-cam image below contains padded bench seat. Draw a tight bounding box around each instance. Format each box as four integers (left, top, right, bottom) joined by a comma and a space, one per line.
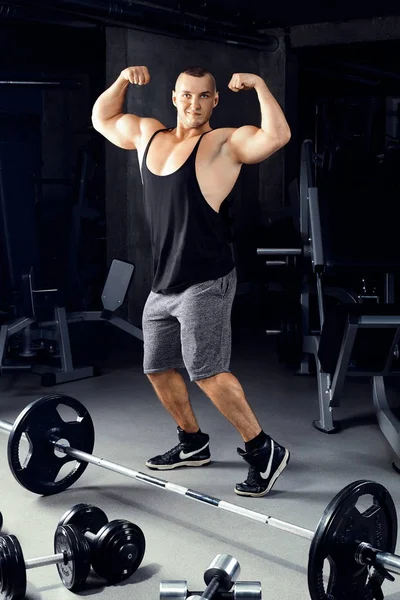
319, 303, 400, 377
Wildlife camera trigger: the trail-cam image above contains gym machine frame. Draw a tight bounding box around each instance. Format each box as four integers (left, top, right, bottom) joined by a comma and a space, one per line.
257, 139, 400, 471
0, 148, 143, 386
0, 259, 143, 386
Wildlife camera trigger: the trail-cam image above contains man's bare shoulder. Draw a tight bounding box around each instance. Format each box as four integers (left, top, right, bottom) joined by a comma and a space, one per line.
209, 127, 237, 142
205, 127, 236, 152
138, 118, 168, 152
204, 127, 238, 159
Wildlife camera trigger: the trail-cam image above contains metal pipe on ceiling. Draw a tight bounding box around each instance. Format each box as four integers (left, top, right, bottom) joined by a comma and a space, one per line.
0, 0, 279, 51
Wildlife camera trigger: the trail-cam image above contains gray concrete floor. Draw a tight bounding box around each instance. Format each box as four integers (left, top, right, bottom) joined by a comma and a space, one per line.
0, 321, 399, 600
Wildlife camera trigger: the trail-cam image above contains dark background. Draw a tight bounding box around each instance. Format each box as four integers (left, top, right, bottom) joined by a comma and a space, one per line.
1, 1, 400, 329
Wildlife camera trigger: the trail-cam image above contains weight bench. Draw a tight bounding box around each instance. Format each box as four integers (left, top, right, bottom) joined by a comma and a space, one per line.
258, 139, 400, 471
301, 139, 400, 470
308, 304, 400, 460
0, 259, 143, 386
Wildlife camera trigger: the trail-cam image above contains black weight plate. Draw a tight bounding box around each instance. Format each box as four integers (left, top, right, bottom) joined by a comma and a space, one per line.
54, 524, 91, 591
7, 394, 95, 495
308, 480, 398, 600
0, 512, 2, 530
0, 535, 27, 600
58, 503, 108, 536
91, 519, 146, 583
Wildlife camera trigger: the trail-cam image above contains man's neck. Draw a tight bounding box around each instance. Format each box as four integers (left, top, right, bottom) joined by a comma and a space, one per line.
172, 122, 212, 141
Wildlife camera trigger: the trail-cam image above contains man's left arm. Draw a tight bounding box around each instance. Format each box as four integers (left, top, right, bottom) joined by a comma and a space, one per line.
226, 73, 291, 165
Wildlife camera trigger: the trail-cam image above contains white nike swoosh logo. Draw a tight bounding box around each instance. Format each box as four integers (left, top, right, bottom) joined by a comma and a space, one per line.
180, 442, 209, 460
260, 440, 274, 479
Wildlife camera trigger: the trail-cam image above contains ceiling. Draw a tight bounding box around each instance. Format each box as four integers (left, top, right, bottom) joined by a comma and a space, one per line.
138, 1, 400, 28
2, 1, 400, 50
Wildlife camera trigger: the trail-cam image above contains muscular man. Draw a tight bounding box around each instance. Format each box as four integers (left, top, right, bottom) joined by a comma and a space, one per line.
92, 65, 291, 497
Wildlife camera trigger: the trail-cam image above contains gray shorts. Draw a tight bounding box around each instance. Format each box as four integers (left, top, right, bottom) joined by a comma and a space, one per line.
142, 268, 237, 381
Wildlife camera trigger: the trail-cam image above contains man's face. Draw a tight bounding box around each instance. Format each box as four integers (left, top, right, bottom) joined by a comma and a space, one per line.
172, 74, 218, 129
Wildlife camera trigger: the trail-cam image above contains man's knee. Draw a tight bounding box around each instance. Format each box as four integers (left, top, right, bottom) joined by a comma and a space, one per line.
194, 371, 229, 389
146, 368, 177, 381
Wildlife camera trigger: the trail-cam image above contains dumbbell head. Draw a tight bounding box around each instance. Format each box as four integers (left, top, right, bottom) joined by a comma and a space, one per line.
160, 580, 188, 599
232, 581, 262, 599
0, 534, 27, 600
90, 519, 146, 583
58, 503, 108, 535
204, 554, 240, 591
54, 525, 91, 591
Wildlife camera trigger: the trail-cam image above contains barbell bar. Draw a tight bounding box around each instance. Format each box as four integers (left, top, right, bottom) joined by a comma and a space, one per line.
1, 394, 400, 599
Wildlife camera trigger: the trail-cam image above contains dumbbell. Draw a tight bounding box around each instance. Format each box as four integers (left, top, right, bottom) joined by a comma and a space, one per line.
160, 581, 262, 599
0, 524, 91, 600
58, 502, 145, 583
160, 554, 262, 599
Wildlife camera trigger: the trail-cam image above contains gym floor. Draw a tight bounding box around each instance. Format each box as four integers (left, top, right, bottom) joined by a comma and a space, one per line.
0, 319, 399, 600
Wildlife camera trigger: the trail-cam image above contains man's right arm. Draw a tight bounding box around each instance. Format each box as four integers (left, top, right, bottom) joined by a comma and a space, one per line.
91, 66, 160, 151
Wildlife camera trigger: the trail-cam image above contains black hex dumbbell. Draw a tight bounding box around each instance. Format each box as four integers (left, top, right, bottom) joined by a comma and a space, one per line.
58, 503, 145, 583
160, 554, 262, 599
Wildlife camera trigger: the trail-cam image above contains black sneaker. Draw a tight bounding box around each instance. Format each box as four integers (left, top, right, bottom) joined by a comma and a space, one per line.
145, 427, 211, 470
235, 437, 290, 497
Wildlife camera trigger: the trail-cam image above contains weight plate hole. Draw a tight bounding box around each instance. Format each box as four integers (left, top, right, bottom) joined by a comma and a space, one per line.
54, 438, 70, 459
18, 432, 32, 468
355, 495, 375, 515
55, 460, 80, 483
323, 558, 331, 584
56, 405, 81, 423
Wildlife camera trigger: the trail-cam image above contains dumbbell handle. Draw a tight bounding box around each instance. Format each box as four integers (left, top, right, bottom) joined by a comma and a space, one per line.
24, 530, 95, 570
26, 551, 69, 569
199, 579, 262, 600
188, 592, 249, 599
160, 581, 262, 599
201, 576, 221, 599
84, 531, 96, 543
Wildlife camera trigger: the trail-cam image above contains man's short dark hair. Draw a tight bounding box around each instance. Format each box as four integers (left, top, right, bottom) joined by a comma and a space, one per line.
179, 66, 217, 92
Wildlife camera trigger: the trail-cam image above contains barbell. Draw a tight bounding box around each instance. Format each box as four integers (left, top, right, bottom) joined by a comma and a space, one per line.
1, 394, 399, 599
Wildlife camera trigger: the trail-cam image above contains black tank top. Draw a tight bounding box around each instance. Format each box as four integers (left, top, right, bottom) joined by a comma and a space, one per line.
141, 128, 235, 294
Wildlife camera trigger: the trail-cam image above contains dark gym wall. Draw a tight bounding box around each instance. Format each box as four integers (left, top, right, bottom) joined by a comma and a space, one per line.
259, 36, 287, 218
0, 22, 103, 192
104, 27, 288, 325
0, 21, 105, 304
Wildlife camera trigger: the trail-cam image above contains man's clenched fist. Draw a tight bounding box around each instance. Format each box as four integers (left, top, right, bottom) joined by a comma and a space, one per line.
120, 66, 151, 85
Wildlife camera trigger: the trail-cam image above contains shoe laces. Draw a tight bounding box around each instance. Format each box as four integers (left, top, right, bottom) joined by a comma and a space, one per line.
244, 466, 260, 485
164, 442, 192, 459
